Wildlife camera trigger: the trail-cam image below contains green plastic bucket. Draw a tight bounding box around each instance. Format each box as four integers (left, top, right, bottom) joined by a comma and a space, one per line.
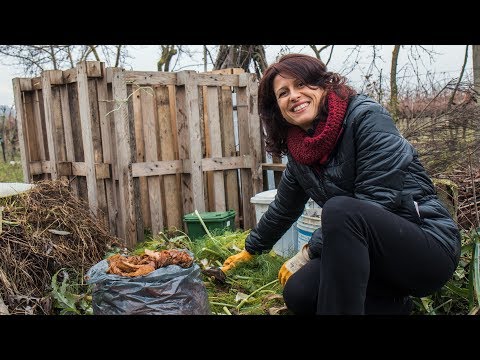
183, 210, 236, 240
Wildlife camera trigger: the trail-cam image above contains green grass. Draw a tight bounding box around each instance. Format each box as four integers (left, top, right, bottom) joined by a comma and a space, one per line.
0, 157, 23, 182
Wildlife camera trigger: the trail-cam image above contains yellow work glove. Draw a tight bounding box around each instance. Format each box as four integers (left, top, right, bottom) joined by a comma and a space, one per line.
278, 244, 311, 286
221, 249, 253, 273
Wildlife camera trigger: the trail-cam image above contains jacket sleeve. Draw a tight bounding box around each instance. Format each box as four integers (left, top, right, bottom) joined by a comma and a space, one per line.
353, 106, 414, 211
245, 163, 309, 255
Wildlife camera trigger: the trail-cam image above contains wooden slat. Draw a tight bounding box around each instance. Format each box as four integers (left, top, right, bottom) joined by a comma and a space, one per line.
125, 71, 177, 86
206, 86, 226, 211
111, 68, 139, 247
32, 91, 47, 164
88, 76, 109, 227
215, 68, 242, 227
97, 63, 116, 234
241, 73, 263, 195
18, 78, 33, 91
175, 71, 195, 216
132, 160, 183, 177
51, 85, 67, 165
182, 72, 205, 212
130, 156, 252, 177
76, 62, 98, 214
87, 61, 102, 77
30, 161, 110, 179
12, 79, 31, 182
202, 86, 212, 211
132, 84, 151, 230
63, 68, 76, 84
41, 71, 59, 179
202, 156, 251, 171
67, 82, 87, 198
127, 84, 145, 244
32, 77, 41, 90
178, 73, 240, 87
59, 84, 79, 195
30, 161, 51, 174
261, 163, 286, 171
236, 81, 255, 230
156, 85, 182, 228
141, 88, 163, 234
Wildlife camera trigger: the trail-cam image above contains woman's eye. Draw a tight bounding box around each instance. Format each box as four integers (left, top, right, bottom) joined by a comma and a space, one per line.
297, 82, 304, 88
278, 92, 286, 98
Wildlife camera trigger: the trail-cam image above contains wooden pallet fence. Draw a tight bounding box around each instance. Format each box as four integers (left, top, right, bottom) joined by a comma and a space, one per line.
13, 61, 264, 247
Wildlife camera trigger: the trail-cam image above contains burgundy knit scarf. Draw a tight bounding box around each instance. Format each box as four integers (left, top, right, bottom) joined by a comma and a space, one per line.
287, 91, 348, 166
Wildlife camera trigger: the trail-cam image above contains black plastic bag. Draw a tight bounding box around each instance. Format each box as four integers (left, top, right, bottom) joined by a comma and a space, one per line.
86, 255, 211, 315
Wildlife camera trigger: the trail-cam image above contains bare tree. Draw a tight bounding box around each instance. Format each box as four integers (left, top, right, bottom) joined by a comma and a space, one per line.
389, 45, 401, 121
0, 45, 130, 76
213, 45, 268, 78
157, 45, 178, 71
309, 45, 334, 65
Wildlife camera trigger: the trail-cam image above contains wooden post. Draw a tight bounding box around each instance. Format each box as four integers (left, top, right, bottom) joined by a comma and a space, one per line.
111, 67, 139, 248
177, 71, 205, 213
12, 79, 31, 182
76, 62, 99, 215
41, 70, 63, 179
206, 86, 226, 211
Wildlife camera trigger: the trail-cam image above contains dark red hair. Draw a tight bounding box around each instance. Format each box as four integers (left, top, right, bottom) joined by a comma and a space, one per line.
258, 53, 356, 157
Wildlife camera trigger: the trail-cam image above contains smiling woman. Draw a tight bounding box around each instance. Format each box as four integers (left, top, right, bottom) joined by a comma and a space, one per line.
219, 53, 462, 315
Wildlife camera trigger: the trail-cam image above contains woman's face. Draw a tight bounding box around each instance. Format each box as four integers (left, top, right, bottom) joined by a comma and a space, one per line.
273, 74, 325, 131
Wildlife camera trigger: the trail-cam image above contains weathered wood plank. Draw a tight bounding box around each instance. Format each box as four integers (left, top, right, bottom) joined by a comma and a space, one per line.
236, 82, 255, 230
88, 76, 109, 228
132, 160, 183, 177
206, 86, 226, 211
177, 72, 205, 213
130, 156, 252, 177
141, 87, 163, 234
41, 71, 59, 179
67, 82, 87, 198
156, 85, 182, 229
30, 161, 110, 179
59, 84, 78, 195
12, 79, 31, 182
261, 163, 286, 171
132, 84, 151, 230
18, 78, 33, 91
214, 68, 243, 227
86, 61, 102, 78
178, 72, 239, 87
241, 73, 263, 196
76, 62, 99, 215
125, 71, 177, 86
111, 68, 140, 247
97, 63, 117, 234
175, 71, 194, 217
51, 86, 67, 166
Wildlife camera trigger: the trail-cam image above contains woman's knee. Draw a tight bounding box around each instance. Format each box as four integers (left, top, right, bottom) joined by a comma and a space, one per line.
322, 196, 357, 228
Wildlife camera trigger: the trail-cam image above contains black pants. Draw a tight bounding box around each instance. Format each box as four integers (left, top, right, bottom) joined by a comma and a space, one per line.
283, 196, 458, 315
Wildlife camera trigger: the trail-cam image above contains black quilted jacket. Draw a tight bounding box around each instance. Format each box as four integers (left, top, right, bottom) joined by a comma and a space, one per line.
245, 94, 461, 263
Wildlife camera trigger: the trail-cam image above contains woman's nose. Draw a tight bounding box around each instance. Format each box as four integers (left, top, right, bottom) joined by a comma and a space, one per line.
290, 89, 300, 101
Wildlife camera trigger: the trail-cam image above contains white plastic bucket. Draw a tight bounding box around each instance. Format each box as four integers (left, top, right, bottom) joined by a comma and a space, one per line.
296, 208, 322, 250
250, 189, 297, 257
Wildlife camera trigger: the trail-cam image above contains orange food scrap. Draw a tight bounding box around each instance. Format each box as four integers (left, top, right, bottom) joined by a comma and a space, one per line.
106, 249, 193, 277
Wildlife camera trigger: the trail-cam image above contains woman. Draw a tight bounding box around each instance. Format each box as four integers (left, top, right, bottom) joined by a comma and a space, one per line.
221, 53, 461, 315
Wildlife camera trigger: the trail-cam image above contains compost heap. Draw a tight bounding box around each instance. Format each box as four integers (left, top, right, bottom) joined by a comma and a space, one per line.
107, 249, 193, 277
0, 179, 120, 315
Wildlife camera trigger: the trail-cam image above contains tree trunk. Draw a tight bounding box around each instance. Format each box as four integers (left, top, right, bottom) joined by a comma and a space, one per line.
213, 45, 267, 78
389, 45, 400, 122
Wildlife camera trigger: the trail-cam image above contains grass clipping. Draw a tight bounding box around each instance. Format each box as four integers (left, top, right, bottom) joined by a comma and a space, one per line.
0, 179, 119, 315
135, 228, 289, 315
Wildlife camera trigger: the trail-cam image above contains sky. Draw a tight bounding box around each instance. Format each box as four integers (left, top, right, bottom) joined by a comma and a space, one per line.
0, 45, 471, 107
